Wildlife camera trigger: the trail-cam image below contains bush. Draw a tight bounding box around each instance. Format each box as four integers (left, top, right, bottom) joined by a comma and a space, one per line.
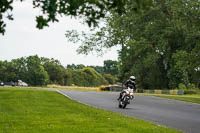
187, 83, 196, 89
103, 74, 116, 84
178, 83, 200, 94
64, 71, 73, 86
178, 83, 187, 90
184, 89, 198, 95
71, 67, 108, 87
137, 88, 144, 93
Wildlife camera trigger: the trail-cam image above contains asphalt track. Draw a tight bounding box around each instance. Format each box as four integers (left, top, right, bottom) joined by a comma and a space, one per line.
58, 90, 200, 133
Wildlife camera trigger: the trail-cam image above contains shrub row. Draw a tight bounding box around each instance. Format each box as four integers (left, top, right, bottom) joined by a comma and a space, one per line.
65, 67, 109, 87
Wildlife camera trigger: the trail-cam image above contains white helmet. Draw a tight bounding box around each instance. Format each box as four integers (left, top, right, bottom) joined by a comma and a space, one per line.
130, 76, 135, 81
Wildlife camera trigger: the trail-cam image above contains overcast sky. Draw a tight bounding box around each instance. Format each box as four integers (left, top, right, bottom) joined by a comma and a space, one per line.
0, 1, 119, 66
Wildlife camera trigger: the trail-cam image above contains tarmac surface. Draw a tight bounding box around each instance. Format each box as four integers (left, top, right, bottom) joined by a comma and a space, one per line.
58, 90, 200, 133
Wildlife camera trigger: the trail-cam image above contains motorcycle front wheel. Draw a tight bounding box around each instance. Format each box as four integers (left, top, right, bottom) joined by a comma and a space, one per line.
118, 101, 123, 108
122, 103, 127, 109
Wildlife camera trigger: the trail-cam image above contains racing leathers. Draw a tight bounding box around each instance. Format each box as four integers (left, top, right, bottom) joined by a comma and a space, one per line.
118, 79, 136, 100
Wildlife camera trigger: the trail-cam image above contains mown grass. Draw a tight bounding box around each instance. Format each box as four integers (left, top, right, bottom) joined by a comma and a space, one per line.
47, 84, 99, 91
0, 87, 182, 133
151, 94, 200, 104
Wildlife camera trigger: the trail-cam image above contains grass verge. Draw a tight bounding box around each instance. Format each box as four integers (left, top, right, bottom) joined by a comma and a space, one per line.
0, 87, 182, 133
150, 94, 200, 104
47, 84, 99, 91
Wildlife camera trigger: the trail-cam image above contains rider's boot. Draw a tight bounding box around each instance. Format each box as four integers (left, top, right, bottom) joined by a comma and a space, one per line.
117, 93, 122, 101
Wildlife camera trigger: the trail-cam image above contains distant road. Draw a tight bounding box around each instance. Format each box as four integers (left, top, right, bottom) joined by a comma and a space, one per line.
58, 90, 200, 133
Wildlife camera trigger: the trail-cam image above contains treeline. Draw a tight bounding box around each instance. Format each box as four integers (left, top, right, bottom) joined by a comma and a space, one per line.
115, 1, 200, 90
69, 0, 200, 90
0, 55, 119, 86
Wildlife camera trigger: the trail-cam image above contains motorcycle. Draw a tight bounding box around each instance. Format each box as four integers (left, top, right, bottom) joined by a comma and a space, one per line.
118, 87, 134, 109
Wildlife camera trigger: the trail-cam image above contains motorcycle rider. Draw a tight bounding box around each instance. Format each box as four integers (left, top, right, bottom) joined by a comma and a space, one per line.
118, 76, 137, 100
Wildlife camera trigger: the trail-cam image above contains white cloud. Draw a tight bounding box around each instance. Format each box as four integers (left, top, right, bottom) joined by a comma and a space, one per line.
0, 1, 119, 66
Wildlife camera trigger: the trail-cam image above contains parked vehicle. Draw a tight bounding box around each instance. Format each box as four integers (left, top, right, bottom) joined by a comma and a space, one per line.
0, 82, 4, 86
21, 82, 28, 86
18, 80, 28, 86
11, 82, 16, 86
118, 87, 134, 109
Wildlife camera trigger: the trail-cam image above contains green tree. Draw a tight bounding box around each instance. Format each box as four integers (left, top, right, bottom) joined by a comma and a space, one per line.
71, 67, 108, 87
66, 64, 77, 70
63, 70, 73, 86
0, 0, 152, 35
103, 60, 119, 76
41, 57, 65, 85
26, 55, 49, 86
11, 57, 28, 82
66, 64, 85, 70
89, 66, 104, 75
0, 61, 17, 82
67, 0, 200, 89
103, 74, 116, 84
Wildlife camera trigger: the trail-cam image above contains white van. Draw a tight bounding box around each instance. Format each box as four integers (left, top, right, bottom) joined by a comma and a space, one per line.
18, 80, 28, 86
